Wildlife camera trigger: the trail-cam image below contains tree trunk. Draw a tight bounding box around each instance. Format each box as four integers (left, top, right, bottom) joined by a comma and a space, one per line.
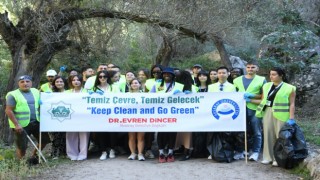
213, 36, 232, 69
155, 35, 173, 66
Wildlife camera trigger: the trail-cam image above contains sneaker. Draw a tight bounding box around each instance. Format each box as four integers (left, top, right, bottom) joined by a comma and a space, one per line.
233, 152, 244, 160
272, 161, 278, 167
167, 153, 175, 162
138, 154, 145, 161
159, 154, 166, 163
208, 155, 212, 160
261, 160, 272, 164
249, 152, 259, 161
100, 151, 108, 160
128, 153, 137, 160
109, 149, 116, 158
145, 150, 155, 159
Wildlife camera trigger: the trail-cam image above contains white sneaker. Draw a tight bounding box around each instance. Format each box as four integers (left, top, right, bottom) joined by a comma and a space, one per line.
272, 161, 278, 167
109, 149, 116, 158
100, 151, 107, 160
249, 152, 259, 161
208, 155, 212, 160
145, 150, 155, 159
233, 152, 244, 160
138, 154, 145, 161
261, 159, 272, 164
128, 153, 137, 160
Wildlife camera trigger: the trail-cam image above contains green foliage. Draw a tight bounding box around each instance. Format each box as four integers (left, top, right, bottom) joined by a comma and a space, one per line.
297, 117, 320, 146
289, 163, 312, 180
170, 54, 221, 71
258, 30, 320, 80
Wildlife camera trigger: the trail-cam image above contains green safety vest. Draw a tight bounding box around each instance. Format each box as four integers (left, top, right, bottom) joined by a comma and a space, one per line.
40, 82, 52, 92
155, 82, 184, 93
208, 82, 236, 92
233, 75, 265, 110
145, 79, 156, 91
6, 88, 40, 128
256, 82, 295, 122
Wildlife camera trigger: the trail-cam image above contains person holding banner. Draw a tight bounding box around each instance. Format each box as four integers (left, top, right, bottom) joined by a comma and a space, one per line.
91, 70, 121, 160
65, 75, 90, 161
207, 67, 236, 161
150, 67, 184, 163
175, 70, 197, 161
49, 76, 68, 159
233, 62, 266, 162
127, 78, 146, 161
256, 67, 296, 167
5, 75, 50, 160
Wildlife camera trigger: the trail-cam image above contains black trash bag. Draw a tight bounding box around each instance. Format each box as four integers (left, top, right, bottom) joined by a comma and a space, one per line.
192, 132, 208, 158
274, 123, 308, 169
208, 132, 234, 163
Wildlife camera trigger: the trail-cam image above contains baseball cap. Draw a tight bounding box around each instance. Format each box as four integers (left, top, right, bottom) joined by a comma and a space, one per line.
18, 75, 32, 81
46, 69, 57, 76
193, 64, 202, 68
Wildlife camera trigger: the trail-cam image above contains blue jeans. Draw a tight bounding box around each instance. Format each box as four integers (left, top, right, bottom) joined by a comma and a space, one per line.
247, 108, 262, 153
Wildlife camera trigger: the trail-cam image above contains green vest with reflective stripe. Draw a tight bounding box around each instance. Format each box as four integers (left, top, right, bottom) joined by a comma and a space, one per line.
233, 75, 265, 110
6, 88, 40, 128
40, 82, 52, 92
156, 82, 184, 93
256, 82, 295, 122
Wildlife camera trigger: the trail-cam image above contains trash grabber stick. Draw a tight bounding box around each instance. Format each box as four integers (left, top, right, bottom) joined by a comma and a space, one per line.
23, 129, 47, 163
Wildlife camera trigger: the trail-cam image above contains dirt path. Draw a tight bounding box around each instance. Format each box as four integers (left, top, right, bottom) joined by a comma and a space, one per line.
33, 155, 301, 180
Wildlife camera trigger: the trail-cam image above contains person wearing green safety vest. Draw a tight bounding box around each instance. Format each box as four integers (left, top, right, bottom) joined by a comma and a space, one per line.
149, 67, 184, 163
145, 64, 163, 92
208, 66, 236, 93
40, 69, 57, 92
5, 75, 50, 160
206, 66, 236, 161
256, 67, 296, 167
233, 62, 266, 162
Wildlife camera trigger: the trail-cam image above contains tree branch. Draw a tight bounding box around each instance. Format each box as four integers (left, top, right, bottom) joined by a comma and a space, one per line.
56, 8, 210, 42
0, 11, 22, 52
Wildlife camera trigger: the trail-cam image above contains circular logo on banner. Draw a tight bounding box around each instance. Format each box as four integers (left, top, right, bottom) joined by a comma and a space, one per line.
212, 99, 240, 120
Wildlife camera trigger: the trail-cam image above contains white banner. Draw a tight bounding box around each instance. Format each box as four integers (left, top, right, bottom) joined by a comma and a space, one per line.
40, 92, 246, 132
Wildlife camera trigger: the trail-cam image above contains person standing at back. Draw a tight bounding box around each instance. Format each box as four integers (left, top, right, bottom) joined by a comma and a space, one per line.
40, 69, 57, 92
233, 62, 266, 161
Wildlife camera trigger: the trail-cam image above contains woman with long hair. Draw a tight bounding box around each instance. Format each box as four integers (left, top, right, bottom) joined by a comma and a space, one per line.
91, 70, 121, 160
256, 67, 296, 167
127, 78, 146, 161
50, 76, 68, 159
65, 75, 90, 161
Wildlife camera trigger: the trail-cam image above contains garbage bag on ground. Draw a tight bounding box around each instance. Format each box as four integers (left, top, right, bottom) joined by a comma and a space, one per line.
274, 123, 308, 169
207, 132, 234, 163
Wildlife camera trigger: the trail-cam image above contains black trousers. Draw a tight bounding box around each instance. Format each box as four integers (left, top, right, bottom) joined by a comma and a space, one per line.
157, 132, 177, 149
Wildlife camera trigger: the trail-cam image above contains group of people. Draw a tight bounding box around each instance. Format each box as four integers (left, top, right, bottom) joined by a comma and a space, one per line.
5, 61, 296, 167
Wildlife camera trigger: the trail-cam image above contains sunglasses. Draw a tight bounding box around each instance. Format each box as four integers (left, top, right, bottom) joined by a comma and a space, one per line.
99, 75, 107, 79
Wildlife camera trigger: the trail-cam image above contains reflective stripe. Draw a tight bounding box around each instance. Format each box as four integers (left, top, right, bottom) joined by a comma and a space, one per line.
274, 103, 289, 106
258, 104, 264, 108
14, 112, 29, 115
273, 109, 289, 112
16, 117, 30, 121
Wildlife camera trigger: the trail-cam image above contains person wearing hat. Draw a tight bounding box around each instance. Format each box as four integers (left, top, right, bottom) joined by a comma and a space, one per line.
150, 67, 184, 163
5, 75, 50, 160
40, 69, 57, 92
192, 64, 202, 85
